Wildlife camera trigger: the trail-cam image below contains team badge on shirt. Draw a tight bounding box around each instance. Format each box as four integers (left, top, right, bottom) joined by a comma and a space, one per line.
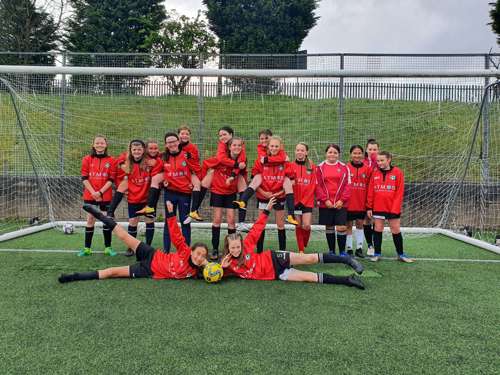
362, 173, 366, 178
390, 175, 396, 180
306, 170, 311, 175
182, 161, 187, 167
245, 254, 251, 260
278, 165, 284, 171
105, 162, 110, 168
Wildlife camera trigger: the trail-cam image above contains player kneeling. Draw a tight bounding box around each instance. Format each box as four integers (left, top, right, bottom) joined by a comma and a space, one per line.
221, 197, 365, 289
58, 201, 208, 283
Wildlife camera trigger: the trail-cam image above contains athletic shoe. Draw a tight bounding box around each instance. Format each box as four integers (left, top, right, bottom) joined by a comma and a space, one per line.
210, 249, 219, 261
347, 274, 365, 290
104, 247, 117, 257
366, 245, 375, 257
347, 249, 354, 256
355, 248, 364, 258
135, 205, 155, 218
398, 253, 415, 263
370, 253, 381, 262
124, 248, 135, 257
286, 215, 299, 226
236, 222, 251, 233
232, 200, 246, 210
77, 247, 92, 257
339, 252, 348, 257
188, 211, 203, 222
182, 216, 193, 225
346, 256, 364, 274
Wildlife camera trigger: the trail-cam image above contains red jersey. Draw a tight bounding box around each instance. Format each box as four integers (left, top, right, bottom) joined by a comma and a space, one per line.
81, 154, 115, 201
162, 151, 196, 194
211, 164, 239, 195
201, 140, 247, 178
150, 215, 200, 279
252, 160, 293, 201
363, 153, 378, 170
366, 166, 405, 215
225, 211, 276, 280
346, 161, 372, 212
180, 142, 201, 176
290, 160, 317, 208
256, 145, 287, 163
127, 159, 163, 204
315, 161, 351, 208
114, 151, 128, 187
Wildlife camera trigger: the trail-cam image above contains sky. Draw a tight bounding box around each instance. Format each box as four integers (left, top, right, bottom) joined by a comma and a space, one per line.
164, 0, 498, 53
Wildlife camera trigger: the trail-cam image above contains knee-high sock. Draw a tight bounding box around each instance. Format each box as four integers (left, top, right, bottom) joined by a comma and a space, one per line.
103, 225, 112, 247
181, 223, 191, 246
128, 225, 137, 238
240, 187, 255, 203
211, 226, 221, 250
107, 191, 124, 216
373, 230, 383, 255
146, 187, 161, 209
363, 224, 373, 247
392, 232, 404, 255
337, 231, 347, 253
285, 193, 295, 216
278, 229, 286, 251
303, 228, 311, 248
295, 227, 304, 252
317, 273, 355, 286
145, 222, 155, 245
257, 230, 265, 253
326, 229, 336, 254
84, 226, 94, 248
191, 187, 208, 212
59, 271, 99, 283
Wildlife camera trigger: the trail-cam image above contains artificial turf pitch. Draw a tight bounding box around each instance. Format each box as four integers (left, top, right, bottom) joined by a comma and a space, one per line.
0, 230, 499, 374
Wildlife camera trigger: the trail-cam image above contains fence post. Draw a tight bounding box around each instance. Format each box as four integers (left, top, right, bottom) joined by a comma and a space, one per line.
480, 86, 490, 232
197, 53, 206, 158
338, 54, 345, 151
59, 51, 67, 175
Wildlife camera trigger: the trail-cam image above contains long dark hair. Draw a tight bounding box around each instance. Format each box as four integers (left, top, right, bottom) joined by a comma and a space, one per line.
325, 143, 340, 154
218, 126, 234, 136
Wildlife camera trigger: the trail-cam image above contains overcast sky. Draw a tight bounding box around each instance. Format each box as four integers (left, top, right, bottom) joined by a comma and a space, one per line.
165, 0, 498, 53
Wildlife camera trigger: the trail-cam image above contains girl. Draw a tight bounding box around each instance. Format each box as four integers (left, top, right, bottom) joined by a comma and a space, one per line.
289, 142, 316, 253
363, 138, 380, 256
178, 125, 204, 224
79, 135, 116, 257
121, 140, 162, 256
315, 144, 351, 256
194, 126, 248, 224
221, 197, 364, 289
366, 151, 414, 263
237, 136, 296, 252
137, 132, 199, 252
346, 145, 372, 258
58, 201, 209, 283
208, 137, 244, 260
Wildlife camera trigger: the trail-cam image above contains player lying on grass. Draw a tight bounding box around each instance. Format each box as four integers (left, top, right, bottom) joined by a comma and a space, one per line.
220, 197, 365, 289
58, 201, 209, 283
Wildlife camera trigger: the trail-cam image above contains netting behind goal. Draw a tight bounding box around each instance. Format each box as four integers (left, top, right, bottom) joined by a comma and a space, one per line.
0, 69, 498, 243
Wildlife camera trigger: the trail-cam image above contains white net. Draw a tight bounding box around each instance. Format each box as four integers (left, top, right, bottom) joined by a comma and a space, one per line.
0, 69, 498, 244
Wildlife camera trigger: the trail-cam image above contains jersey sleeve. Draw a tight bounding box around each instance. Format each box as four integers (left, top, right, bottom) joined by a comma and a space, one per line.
150, 157, 163, 176
366, 173, 375, 210
243, 210, 269, 253
339, 167, 352, 203
315, 165, 328, 204
186, 153, 201, 175
166, 215, 191, 257
392, 169, 405, 214
251, 158, 263, 177
81, 156, 90, 180
216, 142, 238, 168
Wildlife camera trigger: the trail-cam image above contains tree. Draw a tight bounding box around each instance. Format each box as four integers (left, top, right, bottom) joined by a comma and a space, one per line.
0, 0, 59, 90
490, 1, 500, 44
65, 0, 166, 93
203, 0, 319, 92
143, 10, 217, 94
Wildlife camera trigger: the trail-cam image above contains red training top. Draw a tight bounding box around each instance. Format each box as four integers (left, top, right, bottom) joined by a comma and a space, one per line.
150, 215, 200, 279
162, 151, 197, 195
81, 154, 115, 201
290, 160, 317, 208
315, 161, 351, 208
366, 166, 405, 215
346, 161, 372, 212
252, 159, 293, 201
127, 159, 163, 204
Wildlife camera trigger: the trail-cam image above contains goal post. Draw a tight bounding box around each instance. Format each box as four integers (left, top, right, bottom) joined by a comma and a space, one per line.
0, 65, 498, 252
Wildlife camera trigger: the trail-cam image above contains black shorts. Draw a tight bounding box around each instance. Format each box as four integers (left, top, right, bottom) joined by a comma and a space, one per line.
129, 242, 156, 278
318, 207, 348, 226
128, 202, 147, 218
373, 211, 401, 220
83, 200, 110, 212
294, 204, 313, 215
257, 199, 285, 211
271, 251, 291, 280
347, 211, 366, 221
210, 192, 237, 209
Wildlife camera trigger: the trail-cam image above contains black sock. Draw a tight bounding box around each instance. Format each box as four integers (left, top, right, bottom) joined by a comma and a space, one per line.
147, 187, 161, 208
145, 222, 155, 245
239, 206, 247, 223
212, 226, 221, 250
128, 225, 138, 238
392, 232, 404, 255
278, 229, 286, 251
191, 191, 201, 212
84, 226, 94, 248
107, 191, 124, 216
228, 228, 236, 234
363, 224, 373, 247
318, 273, 363, 289
285, 193, 295, 216
59, 271, 99, 283
326, 230, 336, 254
257, 231, 265, 253
103, 225, 112, 247
240, 187, 255, 203
337, 232, 347, 253
373, 230, 383, 254
319, 252, 350, 264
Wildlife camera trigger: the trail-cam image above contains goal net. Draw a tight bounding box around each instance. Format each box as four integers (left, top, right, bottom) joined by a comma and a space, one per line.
0, 66, 498, 248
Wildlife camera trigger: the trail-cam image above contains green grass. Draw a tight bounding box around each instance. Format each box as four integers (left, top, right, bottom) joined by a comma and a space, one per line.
0, 230, 499, 374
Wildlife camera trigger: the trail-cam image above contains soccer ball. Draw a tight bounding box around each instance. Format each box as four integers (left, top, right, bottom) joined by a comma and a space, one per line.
203, 262, 224, 283
62, 223, 74, 235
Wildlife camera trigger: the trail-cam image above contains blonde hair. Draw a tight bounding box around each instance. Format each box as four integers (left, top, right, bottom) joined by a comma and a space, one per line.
268, 135, 284, 154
